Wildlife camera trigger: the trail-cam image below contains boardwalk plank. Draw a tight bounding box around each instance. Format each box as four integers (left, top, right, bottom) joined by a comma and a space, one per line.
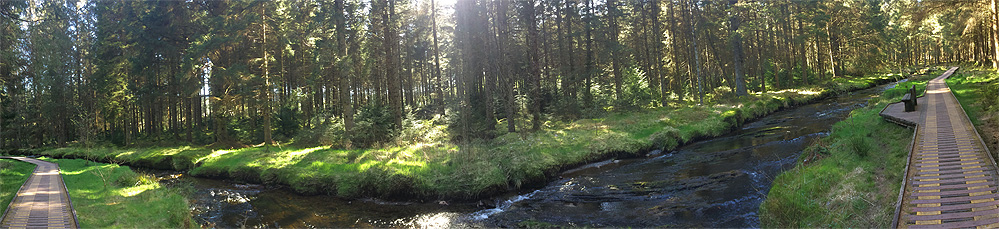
0, 157, 78, 229
890, 67, 999, 228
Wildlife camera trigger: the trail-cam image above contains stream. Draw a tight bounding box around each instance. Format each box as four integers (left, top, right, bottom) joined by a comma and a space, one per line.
150, 81, 902, 228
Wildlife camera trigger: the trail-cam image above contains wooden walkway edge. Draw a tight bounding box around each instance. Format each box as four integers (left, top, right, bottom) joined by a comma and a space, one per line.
890, 67, 999, 228
0, 157, 79, 229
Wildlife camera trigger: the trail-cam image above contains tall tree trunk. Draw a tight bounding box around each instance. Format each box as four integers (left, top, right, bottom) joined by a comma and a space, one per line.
187, 96, 193, 143
336, 0, 353, 138
797, 13, 808, 85
756, 30, 765, 93
669, 1, 681, 99
262, 6, 273, 146
826, 24, 838, 77
993, 0, 998, 69
562, 0, 578, 118
525, 0, 542, 131
692, 1, 702, 105
607, 0, 623, 102
651, 1, 664, 106
730, 0, 747, 96
640, 4, 653, 101
583, 0, 594, 108
384, 0, 402, 129
497, 0, 516, 133
431, 0, 444, 115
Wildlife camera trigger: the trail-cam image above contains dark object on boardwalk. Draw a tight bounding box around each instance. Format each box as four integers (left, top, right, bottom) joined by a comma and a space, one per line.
903, 85, 918, 112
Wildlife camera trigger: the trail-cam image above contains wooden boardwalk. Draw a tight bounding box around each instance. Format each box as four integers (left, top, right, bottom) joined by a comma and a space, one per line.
0, 157, 78, 229
881, 96, 926, 127
891, 67, 999, 228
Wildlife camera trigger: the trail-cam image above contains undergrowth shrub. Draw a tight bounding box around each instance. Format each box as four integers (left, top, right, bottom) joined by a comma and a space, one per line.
295, 102, 401, 148
396, 111, 448, 145
707, 86, 735, 105
294, 114, 347, 147
447, 103, 498, 141
352, 102, 397, 147
113, 169, 156, 187
275, 106, 302, 140
979, 75, 999, 109
615, 66, 654, 110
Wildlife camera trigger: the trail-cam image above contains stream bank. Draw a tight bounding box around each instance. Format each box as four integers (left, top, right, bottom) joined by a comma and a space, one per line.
13, 72, 910, 202
143, 77, 904, 227
759, 70, 939, 227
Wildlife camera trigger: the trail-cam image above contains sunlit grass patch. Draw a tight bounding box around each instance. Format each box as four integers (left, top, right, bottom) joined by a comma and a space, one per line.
46, 157, 191, 228
0, 159, 35, 215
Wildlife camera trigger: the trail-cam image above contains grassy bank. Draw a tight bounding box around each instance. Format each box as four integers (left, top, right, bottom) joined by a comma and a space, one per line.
0, 159, 35, 215
28, 71, 915, 200
758, 68, 955, 227
45, 158, 192, 228
945, 68, 999, 154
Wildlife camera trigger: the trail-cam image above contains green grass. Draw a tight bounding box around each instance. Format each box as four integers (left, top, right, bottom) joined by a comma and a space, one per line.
26, 70, 915, 200
946, 68, 999, 128
0, 159, 35, 215
757, 67, 953, 227
43, 157, 192, 228
759, 87, 917, 227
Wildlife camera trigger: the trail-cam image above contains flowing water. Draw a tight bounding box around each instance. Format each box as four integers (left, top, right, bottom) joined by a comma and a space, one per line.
152, 81, 902, 228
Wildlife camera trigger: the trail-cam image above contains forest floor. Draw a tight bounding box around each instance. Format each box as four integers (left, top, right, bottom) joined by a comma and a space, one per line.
20, 69, 930, 201
760, 66, 999, 227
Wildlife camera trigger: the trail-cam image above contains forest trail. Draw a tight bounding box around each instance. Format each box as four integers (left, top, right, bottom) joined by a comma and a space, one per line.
893, 67, 999, 228
0, 157, 77, 229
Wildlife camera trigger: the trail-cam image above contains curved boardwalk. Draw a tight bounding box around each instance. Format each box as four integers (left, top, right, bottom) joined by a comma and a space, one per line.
0, 157, 77, 229
893, 67, 999, 228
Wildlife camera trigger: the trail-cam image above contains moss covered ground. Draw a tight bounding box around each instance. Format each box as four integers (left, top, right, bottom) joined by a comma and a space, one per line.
26, 71, 911, 200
